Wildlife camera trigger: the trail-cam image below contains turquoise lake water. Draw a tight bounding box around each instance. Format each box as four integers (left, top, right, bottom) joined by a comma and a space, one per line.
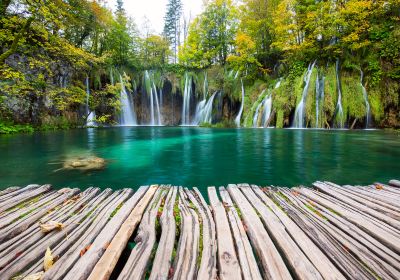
0, 127, 399, 193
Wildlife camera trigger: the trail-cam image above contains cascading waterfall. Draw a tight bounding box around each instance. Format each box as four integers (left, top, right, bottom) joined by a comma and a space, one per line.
152, 82, 162, 125
181, 73, 192, 125
110, 69, 114, 86
144, 71, 162, 126
315, 72, 325, 128
234, 79, 245, 127
252, 96, 264, 127
293, 60, 317, 128
335, 59, 344, 128
85, 76, 96, 126
119, 75, 137, 126
194, 91, 218, 124
360, 69, 371, 128
262, 94, 273, 127
263, 80, 281, 127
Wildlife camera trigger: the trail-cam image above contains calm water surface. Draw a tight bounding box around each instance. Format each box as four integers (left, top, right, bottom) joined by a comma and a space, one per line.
0, 127, 399, 194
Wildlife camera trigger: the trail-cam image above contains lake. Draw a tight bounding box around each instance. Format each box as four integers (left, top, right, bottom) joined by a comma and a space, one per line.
0, 127, 399, 193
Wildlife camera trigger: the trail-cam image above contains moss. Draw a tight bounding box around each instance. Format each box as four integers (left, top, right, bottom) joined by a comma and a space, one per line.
305, 67, 318, 127
368, 87, 384, 122
275, 110, 284, 128
109, 202, 124, 219
341, 72, 366, 120
323, 65, 338, 124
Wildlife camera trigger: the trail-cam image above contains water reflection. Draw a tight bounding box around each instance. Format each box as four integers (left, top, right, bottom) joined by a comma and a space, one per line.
0, 128, 398, 194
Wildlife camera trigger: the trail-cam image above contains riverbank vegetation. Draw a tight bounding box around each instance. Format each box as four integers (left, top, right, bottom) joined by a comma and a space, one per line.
0, 0, 399, 133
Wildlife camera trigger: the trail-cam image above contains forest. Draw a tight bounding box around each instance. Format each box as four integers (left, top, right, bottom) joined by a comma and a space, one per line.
0, 0, 399, 133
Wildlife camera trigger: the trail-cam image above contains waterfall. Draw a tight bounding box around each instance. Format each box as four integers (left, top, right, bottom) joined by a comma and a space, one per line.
315, 72, 325, 128
360, 69, 371, 128
263, 79, 281, 127
335, 59, 344, 128
194, 91, 218, 125
262, 94, 273, 127
252, 89, 267, 127
119, 75, 137, 126
253, 101, 263, 127
234, 79, 245, 127
152, 82, 162, 125
203, 72, 208, 100
144, 71, 162, 126
110, 69, 114, 86
293, 61, 317, 128
85, 76, 96, 126
182, 73, 192, 125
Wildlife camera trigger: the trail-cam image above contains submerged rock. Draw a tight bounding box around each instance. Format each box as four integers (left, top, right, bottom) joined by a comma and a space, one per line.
60, 156, 106, 171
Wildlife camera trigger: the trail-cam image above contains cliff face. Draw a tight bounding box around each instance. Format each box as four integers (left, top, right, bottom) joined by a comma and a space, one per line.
1, 59, 399, 129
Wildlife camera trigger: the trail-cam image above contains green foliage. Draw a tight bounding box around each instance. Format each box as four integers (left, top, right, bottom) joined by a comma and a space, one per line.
0, 122, 34, 134
179, 0, 239, 67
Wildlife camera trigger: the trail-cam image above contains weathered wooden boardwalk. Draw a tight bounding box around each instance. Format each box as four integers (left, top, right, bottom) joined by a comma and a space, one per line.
0, 180, 400, 280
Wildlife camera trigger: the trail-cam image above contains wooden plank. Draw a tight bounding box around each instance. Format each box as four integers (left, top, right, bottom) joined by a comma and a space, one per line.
0, 185, 39, 204
0, 185, 51, 212
172, 187, 200, 280
0, 191, 60, 227
313, 182, 400, 231
227, 184, 292, 280
300, 187, 400, 253
389, 179, 400, 188
313, 202, 400, 278
149, 187, 177, 280
276, 189, 375, 279
83, 185, 156, 280
22, 189, 133, 278
0, 188, 100, 262
252, 186, 345, 280
117, 188, 165, 280
208, 187, 242, 280
0, 188, 115, 279
288, 189, 400, 279
0, 188, 80, 242
185, 187, 217, 279
219, 186, 262, 280
338, 185, 400, 213
239, 184, 322, 280
0, 187, 20, 198
324, 183, 400, 219
291, 189, 400, 267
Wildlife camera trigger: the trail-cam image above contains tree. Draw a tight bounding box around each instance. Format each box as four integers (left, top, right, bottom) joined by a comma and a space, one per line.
163, 0, 182, 63
179, 0, 238, 67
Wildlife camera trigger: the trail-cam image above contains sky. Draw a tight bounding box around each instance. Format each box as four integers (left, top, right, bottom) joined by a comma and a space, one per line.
107, 0, 204, 35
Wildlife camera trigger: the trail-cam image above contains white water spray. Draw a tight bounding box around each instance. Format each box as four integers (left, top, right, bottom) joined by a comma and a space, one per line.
293, 61, 317, 128
235, 79, 245, 127
335, 59, 344, 128
182, 73, 192, 125
85, 76, 96, 126
119, 75, 137, 126
360, 69, 371, 128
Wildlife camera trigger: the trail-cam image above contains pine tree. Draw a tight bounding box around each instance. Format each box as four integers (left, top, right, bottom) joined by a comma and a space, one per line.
163, 0, 183, 63
116, 0, 124, 15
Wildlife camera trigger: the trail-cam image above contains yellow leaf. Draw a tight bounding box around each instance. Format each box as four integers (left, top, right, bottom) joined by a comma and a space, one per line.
44, 247, 53, 271
40, 221, 64, 233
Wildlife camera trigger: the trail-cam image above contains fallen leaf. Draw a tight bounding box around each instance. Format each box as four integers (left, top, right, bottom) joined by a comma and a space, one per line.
375, 184, 384, 190
80, 244, 92, 256
23, 271, 44, 280
40, 221, 64, 233
44, 247, 53, 271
